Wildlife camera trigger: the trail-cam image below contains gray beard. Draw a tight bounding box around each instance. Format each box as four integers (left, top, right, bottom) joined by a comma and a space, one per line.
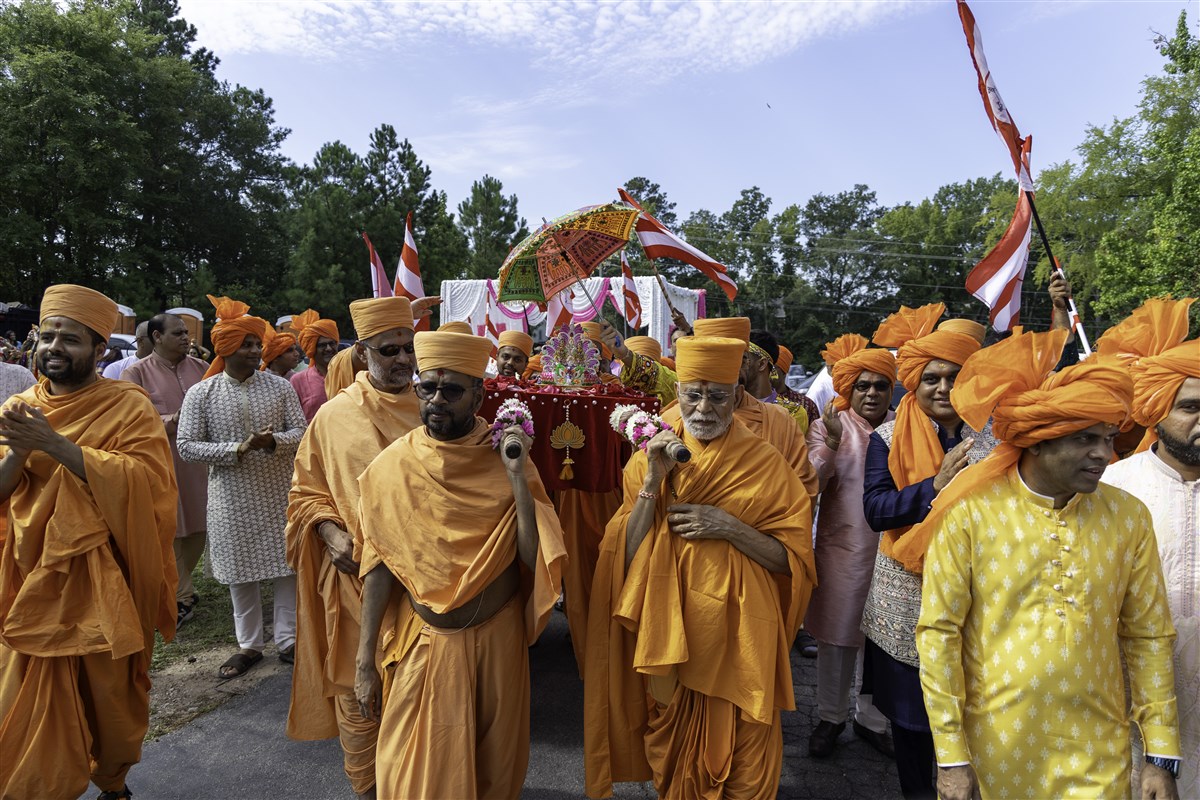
681, 414, 733, 442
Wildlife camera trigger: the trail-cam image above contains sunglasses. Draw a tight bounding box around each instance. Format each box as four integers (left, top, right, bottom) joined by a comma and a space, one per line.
360, 341, 414, 359
414, 381, 469, 403
853, 380, 892, 394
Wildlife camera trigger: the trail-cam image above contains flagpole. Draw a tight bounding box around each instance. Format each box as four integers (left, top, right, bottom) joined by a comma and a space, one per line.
1023, 191, 1092, 355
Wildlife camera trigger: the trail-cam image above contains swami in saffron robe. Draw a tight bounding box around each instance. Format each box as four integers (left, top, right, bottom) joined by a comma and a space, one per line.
285, 371, 420, 793
0, 379, 177, 798
583, 417, 816, 799
358, 418, 567, 800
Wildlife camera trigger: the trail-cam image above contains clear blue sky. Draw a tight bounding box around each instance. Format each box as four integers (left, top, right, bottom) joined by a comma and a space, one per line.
179, 0, 1195, 223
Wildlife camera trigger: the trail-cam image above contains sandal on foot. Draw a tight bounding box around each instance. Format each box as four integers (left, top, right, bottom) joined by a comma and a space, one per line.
278, 645, 295, 665
217, 650, 263, 679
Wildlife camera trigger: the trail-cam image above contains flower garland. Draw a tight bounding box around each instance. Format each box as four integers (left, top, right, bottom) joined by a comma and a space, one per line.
491, 398, 535, 450
609, 404, 670, 452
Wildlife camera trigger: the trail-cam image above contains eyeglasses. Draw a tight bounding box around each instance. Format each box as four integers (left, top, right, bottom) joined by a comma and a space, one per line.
853, 380, 892, 394
315, 340, 339, 351
680, 390, 732, 405
414, 381, 468, 403
360, 341, 414, 359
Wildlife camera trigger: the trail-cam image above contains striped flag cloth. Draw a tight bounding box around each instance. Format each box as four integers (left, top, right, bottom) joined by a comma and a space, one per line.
620, 251, 642, 328
362, 232, 394, 299
545, 288, 575, 332
393, 212, 429, 331
618, 187, 739, 301
966, 186, 1032, 331
958, 0, 1033, 191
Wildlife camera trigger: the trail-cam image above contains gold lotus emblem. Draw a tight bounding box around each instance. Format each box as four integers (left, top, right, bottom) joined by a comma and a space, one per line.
551, 421, 585, 450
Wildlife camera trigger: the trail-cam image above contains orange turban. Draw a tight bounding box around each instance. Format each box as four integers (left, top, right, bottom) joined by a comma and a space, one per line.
439, 321, 471, 334
497, 329, 533, 357
821, 334, 897, 411
323, 346, 363, 398
675, 337, 743, 385
579, 322, 613, 360
693, 317, 751, 344
523, 353, 543, 381
259, 326, 296, 370
624, 336, 661, 362
413, 331, 492, 379
292, 308, 340, 360
350, 297, 413, 340
775, 346, 794, 374
205, 294, 269, 379
1095, 297, 1197, 451
39, 284, 119, 340
891, 329, 1133, 573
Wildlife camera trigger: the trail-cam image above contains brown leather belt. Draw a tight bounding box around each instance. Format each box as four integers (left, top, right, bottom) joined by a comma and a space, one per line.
409, 561, 520, 630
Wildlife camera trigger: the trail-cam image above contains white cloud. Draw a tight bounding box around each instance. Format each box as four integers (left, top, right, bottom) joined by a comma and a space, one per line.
179, 0, 917, 82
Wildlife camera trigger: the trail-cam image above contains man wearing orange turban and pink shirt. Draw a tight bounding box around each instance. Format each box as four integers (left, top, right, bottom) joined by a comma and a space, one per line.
0, 284, 178, 800
804, 334, 898, 760
915, 329, 1180, 800
290, 309, 341, 422
355, 330, 566, 800
585, 335, 816, 799
1099, 297, 1199, 798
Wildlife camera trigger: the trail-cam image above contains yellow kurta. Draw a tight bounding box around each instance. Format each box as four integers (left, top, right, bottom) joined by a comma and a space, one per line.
0, 379, 177, 798
285, 371, 420, 792
358, 418, 568, 800
584, 417, 816, 799
917, 470, 1180, 799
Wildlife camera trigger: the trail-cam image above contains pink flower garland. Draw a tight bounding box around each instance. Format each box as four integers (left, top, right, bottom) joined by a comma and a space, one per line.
491, 398, 535, 449
609, 403, 670, 451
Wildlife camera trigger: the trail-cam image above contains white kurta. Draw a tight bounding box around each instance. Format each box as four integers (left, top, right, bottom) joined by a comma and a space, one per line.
1103, 447, 1199, 798
177, 371, 306, 584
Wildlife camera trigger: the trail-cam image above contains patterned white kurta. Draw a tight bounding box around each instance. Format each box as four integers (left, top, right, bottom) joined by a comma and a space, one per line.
917, 470, 1180, 799
177, 371, 306, 584
1103, 448, 1199, 798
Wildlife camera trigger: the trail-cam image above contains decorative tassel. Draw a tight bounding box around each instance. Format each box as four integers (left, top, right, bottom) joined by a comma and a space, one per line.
559, 455, 575, 480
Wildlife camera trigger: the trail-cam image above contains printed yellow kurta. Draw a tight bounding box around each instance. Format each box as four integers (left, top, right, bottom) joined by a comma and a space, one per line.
584, 417, 816, 798
358, 418, 567, 800
285, 371, 420, 792
917, 471, 1180, 799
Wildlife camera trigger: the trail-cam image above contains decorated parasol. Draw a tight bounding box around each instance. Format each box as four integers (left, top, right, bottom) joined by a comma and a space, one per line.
496, 203, 639, 304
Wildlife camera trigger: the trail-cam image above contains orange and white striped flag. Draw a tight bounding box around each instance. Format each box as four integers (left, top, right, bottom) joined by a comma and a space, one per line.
620, 251, 642, 329
362, 232, 393, 298
618, 187, 738, 301
958, 0, 1032, 191
965, 187, 1032, 332
393, 212, 428, 331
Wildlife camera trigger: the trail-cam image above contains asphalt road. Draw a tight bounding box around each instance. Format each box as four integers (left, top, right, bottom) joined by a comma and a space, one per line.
95, 613, 903, 799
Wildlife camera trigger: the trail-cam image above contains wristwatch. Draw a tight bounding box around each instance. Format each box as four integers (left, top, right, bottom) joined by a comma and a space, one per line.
1145, 755, 1181, 779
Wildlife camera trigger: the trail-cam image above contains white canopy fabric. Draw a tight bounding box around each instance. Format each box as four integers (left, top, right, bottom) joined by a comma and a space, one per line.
439, 276, 704, 350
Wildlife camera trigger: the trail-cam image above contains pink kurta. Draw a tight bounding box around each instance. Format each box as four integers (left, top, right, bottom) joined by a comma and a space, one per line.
290, 365, 327, 423
804, 407, 895, 647
121, 352, 209, 538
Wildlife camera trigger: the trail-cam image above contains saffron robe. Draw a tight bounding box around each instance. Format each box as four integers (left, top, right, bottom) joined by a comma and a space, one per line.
358, 418, 567, 800
583, 417, 816, 798
0, 379, 177, 798
285, 372, 420, 792
918, 471, 1180, 799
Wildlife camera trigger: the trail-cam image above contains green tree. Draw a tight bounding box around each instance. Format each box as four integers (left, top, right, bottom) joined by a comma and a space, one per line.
456, 175, 528, 280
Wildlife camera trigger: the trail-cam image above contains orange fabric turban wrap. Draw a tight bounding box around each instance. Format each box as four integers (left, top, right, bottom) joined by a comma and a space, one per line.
892, 329, 1133, 572
675, 337, 744, 385
205, 294, 269, 379
259, 326, 297, 370
292, 309, 340, 360
439, 321, 471, 334
497, 329, 533, 357
579, 322, 613, 360
523, 353, 543, 381
775, 346, 794, 374
624, 336, 661, 362
350, 297, 413, 340
40, 284, 119, 340
413, 331, 492, 379
821, 334, 898, 411
692, 317, 751, 344
1096, 297, 1197, 451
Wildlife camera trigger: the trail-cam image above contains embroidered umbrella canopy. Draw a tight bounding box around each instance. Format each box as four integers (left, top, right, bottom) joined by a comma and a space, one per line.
496, 203, 639, 303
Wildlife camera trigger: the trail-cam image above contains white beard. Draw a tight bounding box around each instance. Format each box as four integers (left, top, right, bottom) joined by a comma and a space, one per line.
681, 413, 733, 442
